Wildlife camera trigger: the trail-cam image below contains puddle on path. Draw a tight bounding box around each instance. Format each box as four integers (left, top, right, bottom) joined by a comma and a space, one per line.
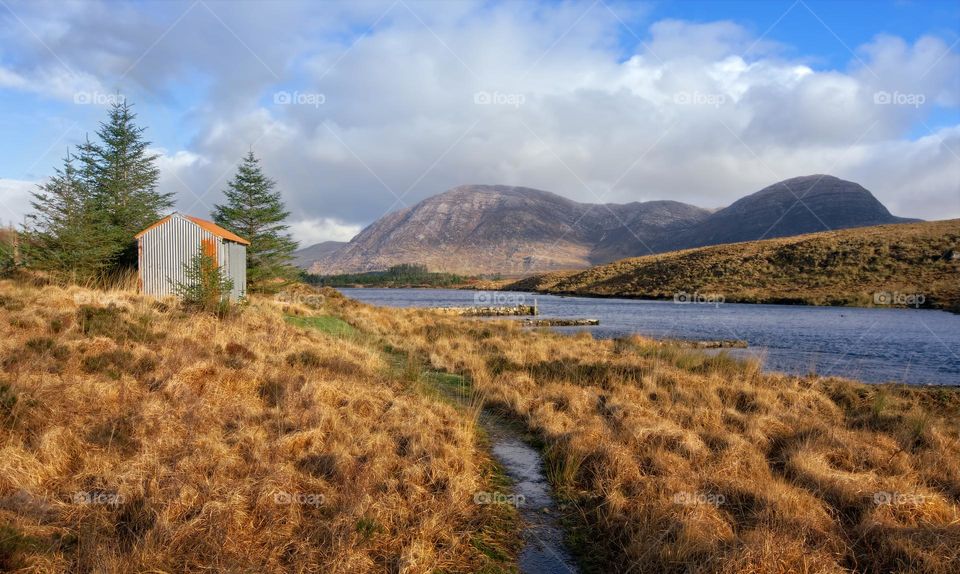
416, 371, 578, 573
483, 415, 579, 574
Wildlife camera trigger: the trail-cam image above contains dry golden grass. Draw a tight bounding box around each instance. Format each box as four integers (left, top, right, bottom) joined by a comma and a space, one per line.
509, 219, 960, 311
0, 281, 517, 573
344, 299, 960, 573
3, 279, 959, 573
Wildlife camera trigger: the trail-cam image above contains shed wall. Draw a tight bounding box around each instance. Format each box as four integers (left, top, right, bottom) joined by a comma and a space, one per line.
226, 241, 247, 299
138, 215, 246, 300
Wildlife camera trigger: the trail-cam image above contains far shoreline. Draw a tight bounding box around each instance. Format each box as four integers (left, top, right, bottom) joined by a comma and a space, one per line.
333, 283, 959, 314
333, 286, 960, 388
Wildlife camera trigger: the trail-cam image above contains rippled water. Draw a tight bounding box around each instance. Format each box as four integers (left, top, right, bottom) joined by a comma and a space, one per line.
339, 288, 960, 386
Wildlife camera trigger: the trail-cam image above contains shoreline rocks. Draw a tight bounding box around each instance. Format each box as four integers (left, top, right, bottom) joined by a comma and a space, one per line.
517, 318, 599, 327
426, 304, 537, 316
674, 339, 749, 349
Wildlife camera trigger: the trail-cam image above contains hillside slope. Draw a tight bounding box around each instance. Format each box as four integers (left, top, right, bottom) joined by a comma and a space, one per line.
311, 185, 709, 274
661, 174, 916, 251
310, 176, 913, 275
292, 240, 347, 270
507, 219, 960, 311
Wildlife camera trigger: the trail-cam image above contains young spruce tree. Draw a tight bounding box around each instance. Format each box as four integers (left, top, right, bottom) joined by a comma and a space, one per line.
213, 151, 298, 291
24, 150, 115, 282
171, 251, 235, 316
77, 99, 172, 269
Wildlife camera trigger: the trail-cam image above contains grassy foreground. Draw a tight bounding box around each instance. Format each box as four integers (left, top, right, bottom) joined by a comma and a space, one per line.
0, 281, 518, 573
507, 219, 960, 311
1, 280, 959, 572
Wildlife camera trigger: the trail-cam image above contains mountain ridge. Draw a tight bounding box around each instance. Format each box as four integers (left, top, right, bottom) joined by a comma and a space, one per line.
659, 174, 917, 252
292, 240, 347, 270
297, 176, 917, 274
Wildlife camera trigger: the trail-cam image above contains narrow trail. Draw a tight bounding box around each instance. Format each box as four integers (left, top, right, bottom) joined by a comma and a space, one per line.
482, 414, 580, 574
415, 366, 579, 573
337, 330, 580, 574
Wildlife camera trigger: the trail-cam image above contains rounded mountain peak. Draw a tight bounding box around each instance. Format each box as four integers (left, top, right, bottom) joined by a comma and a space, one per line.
677, 175, 903, 248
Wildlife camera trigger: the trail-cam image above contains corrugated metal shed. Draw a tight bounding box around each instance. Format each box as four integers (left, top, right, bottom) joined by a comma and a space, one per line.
136, 212, 248, 300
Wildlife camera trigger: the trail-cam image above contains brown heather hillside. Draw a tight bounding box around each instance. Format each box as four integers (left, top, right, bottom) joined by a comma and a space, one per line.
507, 219, 960, 311
2, 280, 960, 573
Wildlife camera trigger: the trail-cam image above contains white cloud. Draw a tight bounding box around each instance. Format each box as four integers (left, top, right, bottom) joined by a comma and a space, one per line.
288, 217, 362, 245
1, 0, 958, 232
0, 62, 111, 103
0, 179, 37, 226
0, 67, 28, 89
186, 5, 957, 223
150, 148, 219, 216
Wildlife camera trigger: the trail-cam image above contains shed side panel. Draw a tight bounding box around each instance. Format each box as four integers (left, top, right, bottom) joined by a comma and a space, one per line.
227, 242, 247, 299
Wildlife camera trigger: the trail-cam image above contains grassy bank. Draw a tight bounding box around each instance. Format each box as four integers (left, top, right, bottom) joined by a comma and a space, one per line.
0, 281, 519, 573
506, 219, 960, 312
341, 294, 960, 573
2, 280, 958, 572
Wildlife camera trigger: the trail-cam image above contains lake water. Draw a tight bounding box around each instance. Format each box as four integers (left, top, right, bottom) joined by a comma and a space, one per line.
339, 288, 960, 386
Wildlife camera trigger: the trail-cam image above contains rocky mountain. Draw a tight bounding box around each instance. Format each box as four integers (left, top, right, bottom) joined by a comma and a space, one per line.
292, 241, 347, 270
307, 185, 710, 274
304, 176, 915, 275
589, 201, 713, 263
659, 175, 917, 251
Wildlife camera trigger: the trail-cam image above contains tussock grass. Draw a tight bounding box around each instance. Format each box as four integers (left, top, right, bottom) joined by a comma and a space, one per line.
2, 279, 958, 573
0, 281, 517, 573
348, 305, 960, 573
284, 314, 360, 338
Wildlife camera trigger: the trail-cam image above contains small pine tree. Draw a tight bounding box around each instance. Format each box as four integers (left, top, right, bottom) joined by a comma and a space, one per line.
23, 151, 116, 282
213, 151, 298, 292
78, 99, 172, 269
171, 251, 235, 316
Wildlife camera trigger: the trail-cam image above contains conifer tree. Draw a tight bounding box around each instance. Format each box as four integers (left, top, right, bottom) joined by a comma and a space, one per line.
171, 251, 235, 316
23, 151, 115, 282
213, 151, 298, 291
77, 99, 171, 267
0, 227, 16, 278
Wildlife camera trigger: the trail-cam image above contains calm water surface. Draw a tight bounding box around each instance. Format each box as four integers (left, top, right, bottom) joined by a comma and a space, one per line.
339, 288, 960, 386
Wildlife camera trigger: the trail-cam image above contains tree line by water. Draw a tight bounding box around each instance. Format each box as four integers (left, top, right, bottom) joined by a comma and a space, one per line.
305, 263, 480, 288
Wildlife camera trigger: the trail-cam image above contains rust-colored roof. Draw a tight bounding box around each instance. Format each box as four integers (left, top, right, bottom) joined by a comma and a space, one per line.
184, 215, 251, 245
135, 213, 251, 245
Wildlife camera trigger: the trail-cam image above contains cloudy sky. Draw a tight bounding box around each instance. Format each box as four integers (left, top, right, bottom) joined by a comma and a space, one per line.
1, 0, 958, 246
